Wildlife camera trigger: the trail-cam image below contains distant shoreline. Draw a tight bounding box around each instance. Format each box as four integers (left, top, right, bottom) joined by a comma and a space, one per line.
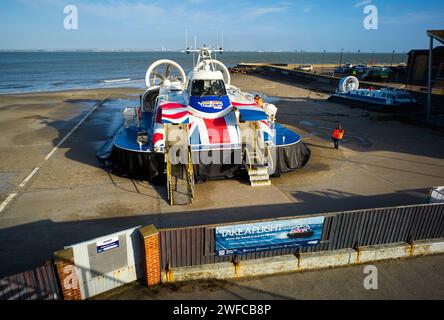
0, 86, 142, 97
0, 50, 409, 54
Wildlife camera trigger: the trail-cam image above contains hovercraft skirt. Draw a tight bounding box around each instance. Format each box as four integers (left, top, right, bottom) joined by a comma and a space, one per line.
96, 140, 310, 181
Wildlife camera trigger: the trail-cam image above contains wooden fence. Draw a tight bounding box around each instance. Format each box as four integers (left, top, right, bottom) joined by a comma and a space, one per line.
2, 203, 443, 299
0, 264, 61, 300
158, 203, 444, 269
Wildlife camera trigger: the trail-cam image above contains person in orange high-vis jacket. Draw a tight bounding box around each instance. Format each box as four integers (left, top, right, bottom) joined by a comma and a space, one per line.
254, 94, 265, 108
332, 124, 345, 149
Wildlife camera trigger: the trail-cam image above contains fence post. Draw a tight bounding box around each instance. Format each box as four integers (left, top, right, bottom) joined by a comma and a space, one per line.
53, 248, 82, 300
139, 225, 161, 287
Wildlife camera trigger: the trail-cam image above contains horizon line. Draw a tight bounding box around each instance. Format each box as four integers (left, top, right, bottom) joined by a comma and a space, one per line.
0, 49, 411, 54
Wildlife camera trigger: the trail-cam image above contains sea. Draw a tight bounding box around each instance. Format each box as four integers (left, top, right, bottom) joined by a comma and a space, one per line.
0, 51, 407, 94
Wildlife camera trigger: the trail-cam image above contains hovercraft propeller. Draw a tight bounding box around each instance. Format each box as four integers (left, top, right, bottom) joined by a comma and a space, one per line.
145, 59, 186, 88
339, 76, 359, 93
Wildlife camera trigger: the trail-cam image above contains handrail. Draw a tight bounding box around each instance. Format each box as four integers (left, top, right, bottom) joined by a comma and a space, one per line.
187, 148, 195, 200
244, 147, 253, 172
265, 144, 274, 172
166, 146, 174, 206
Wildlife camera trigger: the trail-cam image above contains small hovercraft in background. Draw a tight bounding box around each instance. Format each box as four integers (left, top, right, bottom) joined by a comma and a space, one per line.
287, 225, 314, 239
328, 76, 420, 112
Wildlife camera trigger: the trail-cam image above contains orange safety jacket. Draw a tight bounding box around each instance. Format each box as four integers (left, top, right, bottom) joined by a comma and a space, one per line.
332, 129, 344, 139
255, 97, 264, 107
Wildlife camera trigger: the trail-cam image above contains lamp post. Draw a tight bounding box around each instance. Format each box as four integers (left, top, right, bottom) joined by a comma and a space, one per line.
339, 48, 344, 67
322, 50, 326, 74
391, 50, 395, 66
427, 36, 433, 118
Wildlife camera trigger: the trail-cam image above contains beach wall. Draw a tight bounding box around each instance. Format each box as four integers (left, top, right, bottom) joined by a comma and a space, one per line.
238, 64, 444, 113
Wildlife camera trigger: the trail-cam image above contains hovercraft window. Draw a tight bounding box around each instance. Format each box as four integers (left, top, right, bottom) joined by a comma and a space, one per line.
191, 80, 227, 97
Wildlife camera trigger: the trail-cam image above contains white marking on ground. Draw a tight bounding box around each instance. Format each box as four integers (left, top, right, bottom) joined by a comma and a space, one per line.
18, 167, 40, 188
0, 100, 105, 214
299, 120, 315, 127
44, 101, 102, 160
0, 193, 17, 213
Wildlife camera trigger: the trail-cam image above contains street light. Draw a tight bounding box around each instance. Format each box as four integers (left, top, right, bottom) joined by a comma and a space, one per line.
322, 50, 326, 73
339, 48, 344, 67
391, 50, 395, 66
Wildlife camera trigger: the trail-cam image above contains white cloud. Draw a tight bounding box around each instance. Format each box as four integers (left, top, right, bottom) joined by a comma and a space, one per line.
381, 12, 444, 25
354, 0, 372, 8
303, 6, 312, 13
250, 6, 289, 18
80, 1, 165, 22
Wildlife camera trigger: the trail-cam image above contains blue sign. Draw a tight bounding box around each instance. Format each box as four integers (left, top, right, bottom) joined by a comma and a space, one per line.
96, 236, 120, 253
215, 216, 325, 256
189, 95, 231, 115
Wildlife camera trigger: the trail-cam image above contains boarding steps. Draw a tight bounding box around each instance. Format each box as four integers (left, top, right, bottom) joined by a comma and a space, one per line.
165, 124, 195, 205
248, 166, 271, 187
245, 146, 271, 187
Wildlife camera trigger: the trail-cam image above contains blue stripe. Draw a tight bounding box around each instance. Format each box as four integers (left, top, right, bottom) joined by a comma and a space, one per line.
238, 109, 268, 121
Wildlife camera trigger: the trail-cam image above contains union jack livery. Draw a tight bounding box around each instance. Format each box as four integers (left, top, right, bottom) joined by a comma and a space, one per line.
98, 47, 311, 206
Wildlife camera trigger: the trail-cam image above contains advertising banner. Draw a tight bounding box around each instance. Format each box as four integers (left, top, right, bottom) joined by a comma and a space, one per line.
215, 216, 325, 256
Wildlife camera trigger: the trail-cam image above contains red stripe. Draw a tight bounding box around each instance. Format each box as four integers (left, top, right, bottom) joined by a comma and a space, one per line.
231, 101, 258, 107
160, 102, 186, 109
203, 117, 230, 144
162, 111, 188, 120
155, 108, 162, 123
152, 133, 163, 144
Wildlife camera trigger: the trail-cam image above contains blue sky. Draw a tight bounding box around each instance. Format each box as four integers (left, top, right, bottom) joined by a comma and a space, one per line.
0, 0, 443, 51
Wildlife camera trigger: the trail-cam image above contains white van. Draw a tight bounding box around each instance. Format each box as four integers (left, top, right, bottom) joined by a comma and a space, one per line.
429, 187, 444, 204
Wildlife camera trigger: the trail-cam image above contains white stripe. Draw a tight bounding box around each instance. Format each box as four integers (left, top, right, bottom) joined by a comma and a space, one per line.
188, 116, 199, 144
225, 113, 240, 144
260, 121, 272, 135
196, 118, 210, 145
44, 101, 102, 160
236, 105, 263, 112
19, 167, 40, 188
161, 108, 188, 115
188, 106, 233, 119
162, 115, 188, 123
0, 193, 17, 213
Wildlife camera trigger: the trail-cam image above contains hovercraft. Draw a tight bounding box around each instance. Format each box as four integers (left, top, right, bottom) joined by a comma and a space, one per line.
328, 76, 420, 112
97, 47, 311, 205
287, 225, 314, 239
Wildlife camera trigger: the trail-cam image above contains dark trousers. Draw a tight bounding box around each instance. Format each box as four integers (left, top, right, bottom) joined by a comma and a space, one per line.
332, 138, 339, 149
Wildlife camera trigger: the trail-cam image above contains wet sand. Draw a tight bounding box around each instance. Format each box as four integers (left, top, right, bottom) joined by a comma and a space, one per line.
1, 74, 444, 276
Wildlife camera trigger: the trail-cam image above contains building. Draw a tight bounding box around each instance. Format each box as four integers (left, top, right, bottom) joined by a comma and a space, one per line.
406, 46, 444, 85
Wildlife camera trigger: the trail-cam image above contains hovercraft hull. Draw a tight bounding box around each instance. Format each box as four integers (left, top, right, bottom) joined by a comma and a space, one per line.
328, 94, 421, 113
287, 230, 314, 239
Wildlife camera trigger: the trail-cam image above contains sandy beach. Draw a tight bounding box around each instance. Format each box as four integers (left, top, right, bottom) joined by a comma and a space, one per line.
1, 74, 444, 276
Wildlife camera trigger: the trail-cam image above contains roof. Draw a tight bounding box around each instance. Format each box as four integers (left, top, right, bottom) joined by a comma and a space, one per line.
427, 30, 444, 45
407, 46, 444, 55
188, 70, 224, 81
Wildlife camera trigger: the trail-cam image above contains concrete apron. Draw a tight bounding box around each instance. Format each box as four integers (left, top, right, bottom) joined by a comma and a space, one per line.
161, 239, 444, 283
